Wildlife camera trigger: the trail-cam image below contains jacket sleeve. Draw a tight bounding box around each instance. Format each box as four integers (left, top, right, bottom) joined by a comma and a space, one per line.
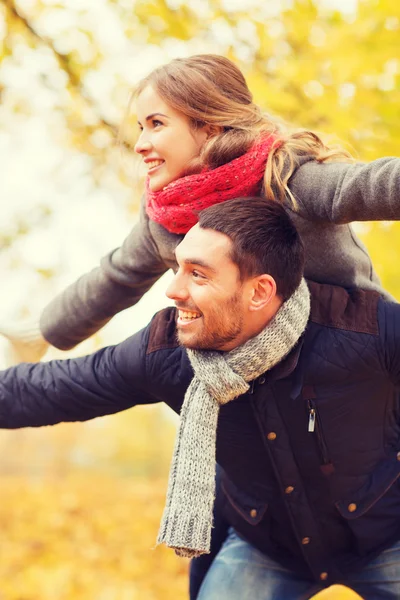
0, 325, 158, 429
289, 157, 400, 223
40, 197, 168, 350
379, 299, 400, 386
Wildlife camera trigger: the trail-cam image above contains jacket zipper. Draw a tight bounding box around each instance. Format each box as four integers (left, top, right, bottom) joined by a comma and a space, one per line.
307, 399, 332, 468
248, 380, 256, 395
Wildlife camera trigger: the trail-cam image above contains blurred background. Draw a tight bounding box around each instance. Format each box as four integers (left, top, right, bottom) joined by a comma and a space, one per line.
0, 0, 399, 598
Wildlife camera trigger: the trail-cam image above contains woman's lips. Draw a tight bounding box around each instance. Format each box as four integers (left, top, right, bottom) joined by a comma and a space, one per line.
147, 159, 165, 174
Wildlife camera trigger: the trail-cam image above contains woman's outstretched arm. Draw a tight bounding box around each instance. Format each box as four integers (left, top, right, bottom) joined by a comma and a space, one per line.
39, 198, 169, 350
289, 156, 400, 223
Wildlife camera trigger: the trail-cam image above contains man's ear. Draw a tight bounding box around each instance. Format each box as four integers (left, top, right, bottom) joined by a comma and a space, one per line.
248, 275, 277, 312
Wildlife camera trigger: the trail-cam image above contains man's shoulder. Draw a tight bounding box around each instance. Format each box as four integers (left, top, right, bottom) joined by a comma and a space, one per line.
143, 308, 191, 410
146, 307, 179, 354
307, 280, 381, 335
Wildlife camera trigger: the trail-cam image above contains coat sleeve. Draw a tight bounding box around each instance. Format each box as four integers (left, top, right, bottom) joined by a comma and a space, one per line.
289, 157, 400, 223
0, 325, 158, 429
378, 299, 400, 386
39, 197, 168, 350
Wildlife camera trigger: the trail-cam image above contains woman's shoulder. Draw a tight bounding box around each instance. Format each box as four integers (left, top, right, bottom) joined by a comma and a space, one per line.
289, 155, 359, 187
287, 155, 400, 222
289, 154, 400, 193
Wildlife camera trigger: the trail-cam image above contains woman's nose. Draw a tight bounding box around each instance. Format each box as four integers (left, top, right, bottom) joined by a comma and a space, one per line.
134, 133, 152, 154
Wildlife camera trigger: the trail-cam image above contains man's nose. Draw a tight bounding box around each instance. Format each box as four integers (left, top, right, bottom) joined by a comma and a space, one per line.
166, 273, 188, 302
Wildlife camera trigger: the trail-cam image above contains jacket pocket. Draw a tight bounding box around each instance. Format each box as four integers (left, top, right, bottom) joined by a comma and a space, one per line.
306, 397, 335, 475
335, 451, 400, 555
222, 478, 268, 525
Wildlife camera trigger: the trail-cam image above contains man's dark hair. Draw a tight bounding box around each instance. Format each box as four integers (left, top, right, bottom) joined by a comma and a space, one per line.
198, 197, 304, 300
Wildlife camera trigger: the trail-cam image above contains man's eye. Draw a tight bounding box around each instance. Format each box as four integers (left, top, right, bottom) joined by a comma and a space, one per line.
192, 270, 204, 279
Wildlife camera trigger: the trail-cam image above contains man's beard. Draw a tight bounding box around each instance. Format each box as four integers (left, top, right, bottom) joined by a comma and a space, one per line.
178, 292, 244, 351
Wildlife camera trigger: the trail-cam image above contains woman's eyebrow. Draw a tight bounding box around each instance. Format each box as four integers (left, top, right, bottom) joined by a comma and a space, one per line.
137, 112, 168, 126
146, 112, 168, 121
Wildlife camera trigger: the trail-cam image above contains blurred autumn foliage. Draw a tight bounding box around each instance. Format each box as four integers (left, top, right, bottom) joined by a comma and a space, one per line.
0, 474, 188, 600
0, 0, 399, 598
0, 473, 363, 600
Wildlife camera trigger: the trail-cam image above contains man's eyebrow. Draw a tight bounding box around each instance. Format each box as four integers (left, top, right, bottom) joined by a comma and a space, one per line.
182, 257, 217, 274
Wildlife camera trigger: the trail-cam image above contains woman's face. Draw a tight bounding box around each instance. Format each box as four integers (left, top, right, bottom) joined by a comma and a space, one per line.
134, 85, 210, 192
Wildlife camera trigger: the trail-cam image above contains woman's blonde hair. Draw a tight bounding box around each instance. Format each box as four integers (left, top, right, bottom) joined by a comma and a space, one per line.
133, 54, 353, 207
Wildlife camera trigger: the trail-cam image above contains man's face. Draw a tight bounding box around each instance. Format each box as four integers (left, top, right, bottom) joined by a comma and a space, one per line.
166, 225, 249, 351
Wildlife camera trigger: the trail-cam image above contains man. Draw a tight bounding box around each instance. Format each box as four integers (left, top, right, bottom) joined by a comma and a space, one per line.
1, 197, 400, 600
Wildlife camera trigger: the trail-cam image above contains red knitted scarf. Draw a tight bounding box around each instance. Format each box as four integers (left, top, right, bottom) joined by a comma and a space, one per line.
145, 134, 280, 234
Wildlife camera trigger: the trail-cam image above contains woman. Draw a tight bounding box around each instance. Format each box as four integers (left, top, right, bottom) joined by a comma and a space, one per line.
3, 53, 400, 599
9, 53, 398, 353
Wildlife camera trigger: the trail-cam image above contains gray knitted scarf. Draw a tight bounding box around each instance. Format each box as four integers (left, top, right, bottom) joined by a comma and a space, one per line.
157, 278, 310, 558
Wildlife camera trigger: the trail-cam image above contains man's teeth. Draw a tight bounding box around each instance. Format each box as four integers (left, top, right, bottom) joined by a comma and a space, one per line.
147, 160, 163, 169
179, 310, 200, 320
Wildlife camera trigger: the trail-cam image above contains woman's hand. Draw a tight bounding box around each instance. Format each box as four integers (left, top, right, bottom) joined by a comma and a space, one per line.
0, 320, 49, 364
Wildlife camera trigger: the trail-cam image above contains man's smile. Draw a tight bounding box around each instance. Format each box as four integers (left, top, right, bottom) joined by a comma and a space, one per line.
177, 309, 202, 326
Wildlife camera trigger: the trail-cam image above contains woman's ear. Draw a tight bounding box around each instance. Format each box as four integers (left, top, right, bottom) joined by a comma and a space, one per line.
203, 124, 223, 139
248, 275, 277, 312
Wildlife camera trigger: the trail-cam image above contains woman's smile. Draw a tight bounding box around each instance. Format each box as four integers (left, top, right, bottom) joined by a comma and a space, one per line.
145, 158, 165, 174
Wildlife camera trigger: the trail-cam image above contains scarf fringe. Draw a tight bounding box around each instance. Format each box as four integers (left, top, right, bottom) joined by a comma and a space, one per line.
157, 511, 212, 558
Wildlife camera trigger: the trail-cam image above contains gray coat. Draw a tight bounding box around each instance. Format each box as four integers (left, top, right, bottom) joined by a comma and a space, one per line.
40, 156, 400, 349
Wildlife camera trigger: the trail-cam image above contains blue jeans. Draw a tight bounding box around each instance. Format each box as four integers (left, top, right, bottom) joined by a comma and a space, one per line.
197, 528, 400, 600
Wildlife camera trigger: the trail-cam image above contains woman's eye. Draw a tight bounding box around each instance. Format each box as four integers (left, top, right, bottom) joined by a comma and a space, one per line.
152, 119, 163, 127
